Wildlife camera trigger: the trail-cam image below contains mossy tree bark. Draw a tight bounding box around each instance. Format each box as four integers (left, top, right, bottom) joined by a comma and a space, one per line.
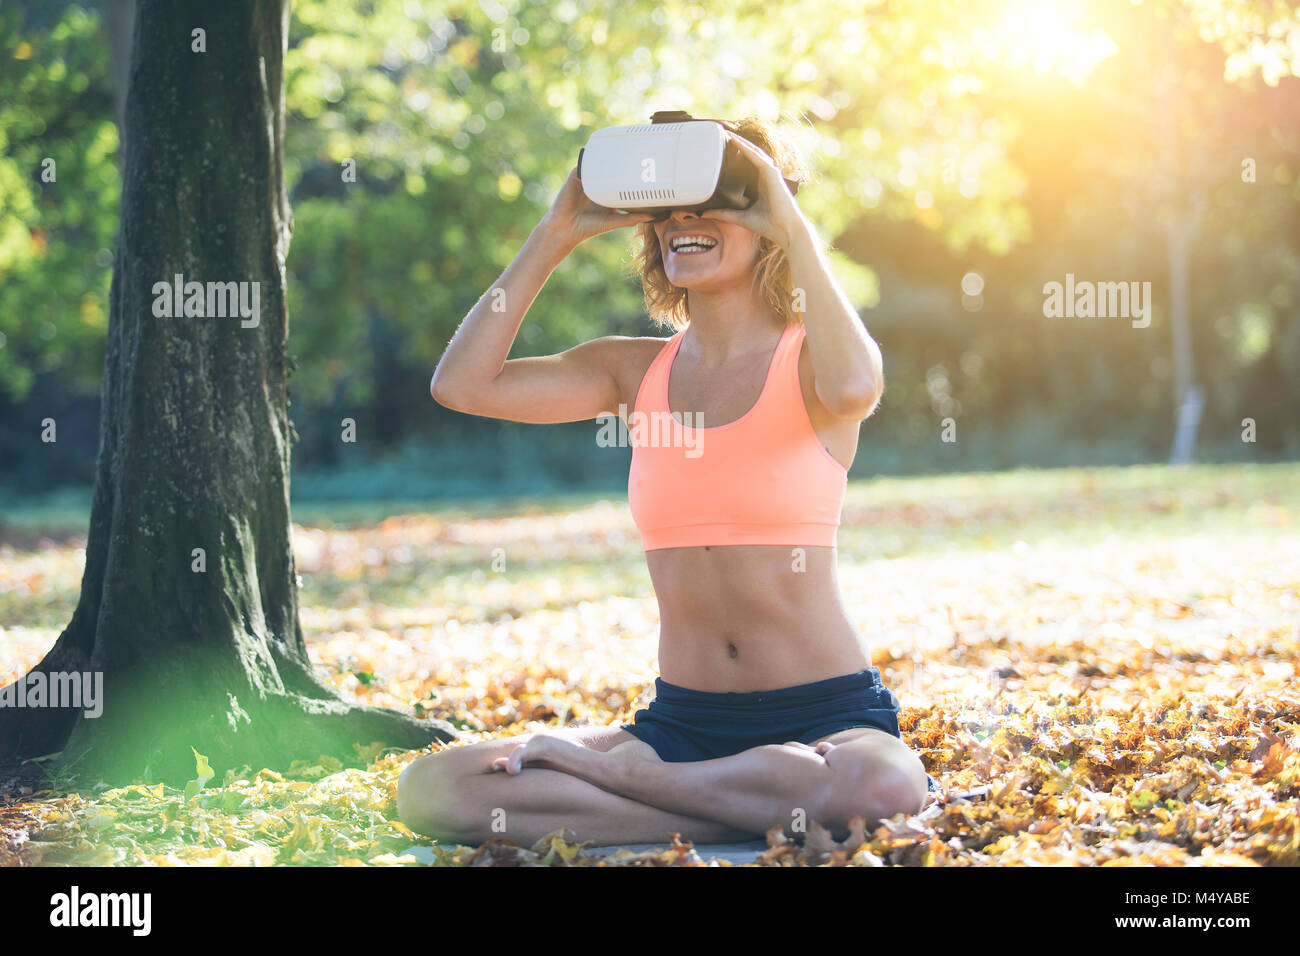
0, 0, 455, 786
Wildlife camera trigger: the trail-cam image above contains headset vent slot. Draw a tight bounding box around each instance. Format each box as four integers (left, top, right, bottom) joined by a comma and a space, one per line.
618, 189, 676, 200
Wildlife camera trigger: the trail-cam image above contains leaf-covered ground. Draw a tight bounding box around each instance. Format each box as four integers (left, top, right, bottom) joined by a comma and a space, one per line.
1, 463, 1297, 865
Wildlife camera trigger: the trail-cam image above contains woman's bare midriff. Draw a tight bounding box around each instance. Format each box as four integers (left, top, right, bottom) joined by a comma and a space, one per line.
645, 544, 871, 693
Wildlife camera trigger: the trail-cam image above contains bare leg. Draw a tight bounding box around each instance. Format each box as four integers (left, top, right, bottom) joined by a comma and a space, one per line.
490, 726, 929, 839
397, 724, 757, 847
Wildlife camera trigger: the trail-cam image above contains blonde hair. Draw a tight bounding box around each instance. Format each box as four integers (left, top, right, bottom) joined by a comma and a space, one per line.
625, 116, 811, 331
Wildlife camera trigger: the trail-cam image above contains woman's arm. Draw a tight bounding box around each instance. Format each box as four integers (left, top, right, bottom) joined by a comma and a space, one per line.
782, 217, 884, 420
430, 168, 653, 423
701, 134, 883, 421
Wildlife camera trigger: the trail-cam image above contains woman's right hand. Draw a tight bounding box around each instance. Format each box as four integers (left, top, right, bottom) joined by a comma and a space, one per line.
540, 166, 656, 252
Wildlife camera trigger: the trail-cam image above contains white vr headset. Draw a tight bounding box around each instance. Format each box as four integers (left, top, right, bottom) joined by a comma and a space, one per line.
576, 110, 801, 220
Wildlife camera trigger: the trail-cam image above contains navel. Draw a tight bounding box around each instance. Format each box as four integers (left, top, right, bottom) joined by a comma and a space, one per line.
727, 642, 738, 659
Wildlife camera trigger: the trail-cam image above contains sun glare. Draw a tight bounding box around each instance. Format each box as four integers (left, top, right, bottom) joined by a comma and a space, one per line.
986, 0, 1118, 84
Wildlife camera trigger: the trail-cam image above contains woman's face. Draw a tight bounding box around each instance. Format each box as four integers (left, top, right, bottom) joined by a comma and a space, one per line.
653, 209, 762, 293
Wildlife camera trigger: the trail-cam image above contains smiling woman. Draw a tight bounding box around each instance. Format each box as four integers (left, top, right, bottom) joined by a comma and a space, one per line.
409, 109, 935, 848
629, 117, 811, 333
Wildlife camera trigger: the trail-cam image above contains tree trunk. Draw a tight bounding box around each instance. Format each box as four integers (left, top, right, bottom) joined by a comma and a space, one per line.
0, 0, 455, 787
1167, 211, 1202, 465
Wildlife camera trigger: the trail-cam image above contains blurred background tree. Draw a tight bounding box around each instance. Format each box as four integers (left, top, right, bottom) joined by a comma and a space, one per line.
1, 0, 1297, 503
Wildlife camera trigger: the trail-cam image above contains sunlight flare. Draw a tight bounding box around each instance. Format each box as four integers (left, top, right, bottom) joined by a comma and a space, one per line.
985, 0, 1118, 83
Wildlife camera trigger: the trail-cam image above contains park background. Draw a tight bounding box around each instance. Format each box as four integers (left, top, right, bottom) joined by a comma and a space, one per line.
0, 0, 1298, 867
2, 0, 1299, 508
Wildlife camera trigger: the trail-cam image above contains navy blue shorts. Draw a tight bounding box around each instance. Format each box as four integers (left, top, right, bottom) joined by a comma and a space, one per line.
620, 666, 940, 794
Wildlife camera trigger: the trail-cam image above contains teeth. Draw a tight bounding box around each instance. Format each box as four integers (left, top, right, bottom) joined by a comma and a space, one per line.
670, 235, 718, 252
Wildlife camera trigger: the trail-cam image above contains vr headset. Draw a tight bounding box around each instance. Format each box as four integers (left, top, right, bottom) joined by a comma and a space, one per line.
576, 109, 801, 220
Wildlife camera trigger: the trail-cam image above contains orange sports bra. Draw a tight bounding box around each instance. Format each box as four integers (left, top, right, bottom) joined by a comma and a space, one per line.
627, 322, 849, 551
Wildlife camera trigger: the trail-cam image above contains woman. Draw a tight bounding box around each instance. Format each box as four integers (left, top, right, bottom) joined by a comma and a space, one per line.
398, 118, 935, 848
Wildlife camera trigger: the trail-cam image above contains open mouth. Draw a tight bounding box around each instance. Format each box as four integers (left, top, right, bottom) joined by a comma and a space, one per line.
669, 234, 719, 255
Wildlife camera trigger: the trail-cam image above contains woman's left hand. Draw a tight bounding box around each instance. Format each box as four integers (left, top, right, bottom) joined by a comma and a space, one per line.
490, 732, 582, 775
699, 131, 807, 249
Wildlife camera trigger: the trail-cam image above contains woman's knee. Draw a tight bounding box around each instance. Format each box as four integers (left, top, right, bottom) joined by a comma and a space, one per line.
397, 751, 480, 842
396, 725, 636, 842
822, 744, 929, 828
866, 752, 929, 821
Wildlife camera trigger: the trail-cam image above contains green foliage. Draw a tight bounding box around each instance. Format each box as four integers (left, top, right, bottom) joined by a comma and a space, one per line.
282, 0, 658, 409
1, 0, 1299, 490
0, 3, 118, 398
